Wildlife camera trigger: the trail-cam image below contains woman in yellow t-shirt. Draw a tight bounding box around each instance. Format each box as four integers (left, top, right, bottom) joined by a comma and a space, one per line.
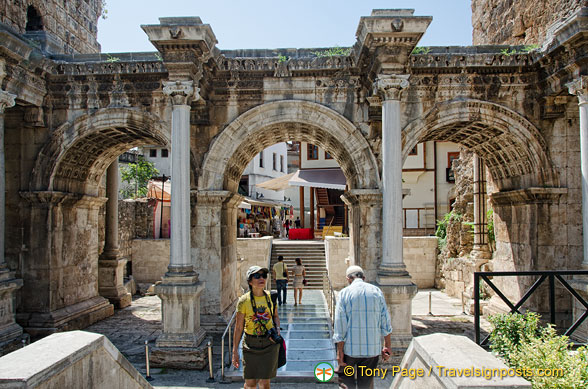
232, 265, 281, 388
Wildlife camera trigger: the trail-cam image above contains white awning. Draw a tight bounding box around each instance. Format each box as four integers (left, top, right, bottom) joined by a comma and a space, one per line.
289, 168, 346, 190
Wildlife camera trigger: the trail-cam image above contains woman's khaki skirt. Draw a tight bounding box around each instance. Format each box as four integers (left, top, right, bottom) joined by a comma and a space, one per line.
242, 334, 280, 379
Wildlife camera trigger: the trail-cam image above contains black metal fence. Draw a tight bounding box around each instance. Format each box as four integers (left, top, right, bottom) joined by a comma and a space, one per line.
474, 270, 588, 346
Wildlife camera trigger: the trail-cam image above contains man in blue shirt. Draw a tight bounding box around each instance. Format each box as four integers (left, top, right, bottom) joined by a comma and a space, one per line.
333, 265, 393, 389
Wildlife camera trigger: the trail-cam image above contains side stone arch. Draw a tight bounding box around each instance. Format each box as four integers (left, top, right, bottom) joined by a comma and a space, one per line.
31, 107, 169, 196
402, 98, 558, 191
198, 100, 381, 192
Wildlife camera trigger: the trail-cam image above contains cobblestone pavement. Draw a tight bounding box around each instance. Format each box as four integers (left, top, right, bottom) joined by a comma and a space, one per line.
86, 289, 492, 389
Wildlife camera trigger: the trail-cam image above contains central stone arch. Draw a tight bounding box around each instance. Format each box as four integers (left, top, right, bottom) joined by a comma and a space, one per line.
196, 100, 381, 324
199, 100, 380, 192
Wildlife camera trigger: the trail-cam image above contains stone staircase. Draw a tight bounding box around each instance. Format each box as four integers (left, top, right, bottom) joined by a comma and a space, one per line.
269, 241, 326, 290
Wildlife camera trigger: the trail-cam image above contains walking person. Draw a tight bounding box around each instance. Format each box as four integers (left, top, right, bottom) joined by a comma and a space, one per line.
333, 266, 393, 389
294, 216, 301, 228
232, 266, 281, 389
291, 258, 306, 305
272, 255, 289, 305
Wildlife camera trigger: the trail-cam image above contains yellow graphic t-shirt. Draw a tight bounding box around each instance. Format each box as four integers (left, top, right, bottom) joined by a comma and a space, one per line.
237, 292, 275, 335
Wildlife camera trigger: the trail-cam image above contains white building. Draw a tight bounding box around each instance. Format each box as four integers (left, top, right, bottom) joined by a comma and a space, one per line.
240, 143, 288, 202
141, 146, 171, 177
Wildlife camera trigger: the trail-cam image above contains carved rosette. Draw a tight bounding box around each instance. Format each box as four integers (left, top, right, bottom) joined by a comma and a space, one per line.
374, 75, 410, 101
567, 76, 588, 106
163, 80, 199, 106
0, 90, 16, 114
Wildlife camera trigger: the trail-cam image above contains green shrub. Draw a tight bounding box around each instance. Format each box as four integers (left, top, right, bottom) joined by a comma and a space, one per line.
435, 210, 462, 250
488, 312, 588, 388
488, 312, 541, 365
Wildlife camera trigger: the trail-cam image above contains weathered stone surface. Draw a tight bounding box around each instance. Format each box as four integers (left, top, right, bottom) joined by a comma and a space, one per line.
150, 338, 210, 370
0, 331, 153, 388
131, 239, 170, 284
472, 0, 582, 46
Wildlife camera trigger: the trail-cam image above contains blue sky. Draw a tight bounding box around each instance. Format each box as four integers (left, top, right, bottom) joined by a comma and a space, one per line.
97, 0, 472, 53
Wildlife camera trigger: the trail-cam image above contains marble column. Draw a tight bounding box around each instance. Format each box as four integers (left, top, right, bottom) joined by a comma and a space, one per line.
568, 77, 588, 269
152, 80, 206, 366
0, 90, 24, 355
98, 159, 131, 308
374, 75, 417, 360
471, 154, 491, 260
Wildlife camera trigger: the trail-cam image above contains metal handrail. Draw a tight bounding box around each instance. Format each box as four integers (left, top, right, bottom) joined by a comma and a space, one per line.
221, 309, 237, 380
323, 271, 336, 326
474, 270, 588, 346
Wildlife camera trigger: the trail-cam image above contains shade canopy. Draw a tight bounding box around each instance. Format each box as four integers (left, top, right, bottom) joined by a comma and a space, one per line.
289, 168, 346, 190
255, 169, 346, 191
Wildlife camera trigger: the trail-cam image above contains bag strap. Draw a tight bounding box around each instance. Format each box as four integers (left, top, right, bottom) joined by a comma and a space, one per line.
249, 291, 276, 332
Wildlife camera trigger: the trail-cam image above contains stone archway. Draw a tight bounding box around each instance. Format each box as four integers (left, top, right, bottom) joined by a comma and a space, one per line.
402, 98, 566, 316
19, 108, 169, 335
31, 107, 169, 196
402, 98, 558, 190
196, 100, 381, 323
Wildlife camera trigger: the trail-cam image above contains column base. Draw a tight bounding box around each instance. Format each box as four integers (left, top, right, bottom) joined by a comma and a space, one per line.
98, 257, 132, 309
377, 264, 413, 285
150, 335, 211, 370
378, 274, 418, 364
16, 296, 113, 338
154, 272, 207, 366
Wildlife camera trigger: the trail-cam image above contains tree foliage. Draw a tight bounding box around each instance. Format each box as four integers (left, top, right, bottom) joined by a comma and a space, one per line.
120, 156, 159, 199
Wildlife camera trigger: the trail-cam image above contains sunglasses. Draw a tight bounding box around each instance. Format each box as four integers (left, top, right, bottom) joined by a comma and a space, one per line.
251, 272, 268, 280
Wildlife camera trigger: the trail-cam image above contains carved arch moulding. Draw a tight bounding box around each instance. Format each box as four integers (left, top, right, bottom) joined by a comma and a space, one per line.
401, 98, 558, 191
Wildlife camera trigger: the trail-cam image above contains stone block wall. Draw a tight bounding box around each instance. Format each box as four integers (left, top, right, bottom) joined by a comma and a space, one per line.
131, 239, 170, 284
325, 237, 350, 289
117, 199, 156, 259
0, 331, 152, 388
472, 0, 582, 45
236, 237, 272, 291
0, 0, 102, 54
404, 237, 438, 289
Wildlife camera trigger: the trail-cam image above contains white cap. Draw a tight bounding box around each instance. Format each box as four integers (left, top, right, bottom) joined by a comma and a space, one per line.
346, 265, 364, 278
246, 265, 269, 280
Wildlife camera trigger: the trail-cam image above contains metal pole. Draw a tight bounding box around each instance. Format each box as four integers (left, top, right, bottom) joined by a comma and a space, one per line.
428, 291, 432, 316
549, 274, 556, 325
474, 274, 480, 345
145, 340, 153, 381
221, 337, 225, 380
207, 341, 215, 382
160, 175, 165, 238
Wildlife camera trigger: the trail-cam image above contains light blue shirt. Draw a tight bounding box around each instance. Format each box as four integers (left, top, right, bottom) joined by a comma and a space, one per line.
333, 278, 393, 357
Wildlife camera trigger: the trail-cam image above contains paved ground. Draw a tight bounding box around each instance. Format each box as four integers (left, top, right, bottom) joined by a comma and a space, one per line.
86, 289, 492, 389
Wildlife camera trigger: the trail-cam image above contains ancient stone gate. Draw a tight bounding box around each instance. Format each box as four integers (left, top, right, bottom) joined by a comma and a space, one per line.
1, 3, 587, 359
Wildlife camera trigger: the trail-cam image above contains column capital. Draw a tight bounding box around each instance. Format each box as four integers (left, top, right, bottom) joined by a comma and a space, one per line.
374, 74, 410, 101
567, 76, 588, 105
163, 80, 199, 106
0, 90, 16, 114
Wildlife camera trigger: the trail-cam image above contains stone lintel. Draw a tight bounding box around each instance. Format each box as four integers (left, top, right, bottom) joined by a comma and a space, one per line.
0, 31, 33, 62
341, 189, 382, 207
18, 296, 113, 337
195, 190, 232, 206
489, 187, 567, 206
19, 191, 107, 209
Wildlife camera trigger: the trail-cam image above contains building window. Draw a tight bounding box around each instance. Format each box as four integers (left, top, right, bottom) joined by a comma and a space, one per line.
280, 155, 284, 172
272, 153, 277, 171
26, 6, 43, 32
409, 145, 418, 155
149, 149, 157, 158
161, 149, 169, 158
307, 144, 319, 160
259, 151, 264, 168
325, 151, 333, 159
446, 152, 459, 183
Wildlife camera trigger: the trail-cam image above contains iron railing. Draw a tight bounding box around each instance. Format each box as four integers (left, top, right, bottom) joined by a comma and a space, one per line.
474, 270, 588, 346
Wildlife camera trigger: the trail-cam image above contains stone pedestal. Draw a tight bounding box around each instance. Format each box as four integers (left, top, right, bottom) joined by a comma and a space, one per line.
0, 270, 24, 356
98, 258, 131, 309
378, 278, 418, 364
151, 273, 207, 368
